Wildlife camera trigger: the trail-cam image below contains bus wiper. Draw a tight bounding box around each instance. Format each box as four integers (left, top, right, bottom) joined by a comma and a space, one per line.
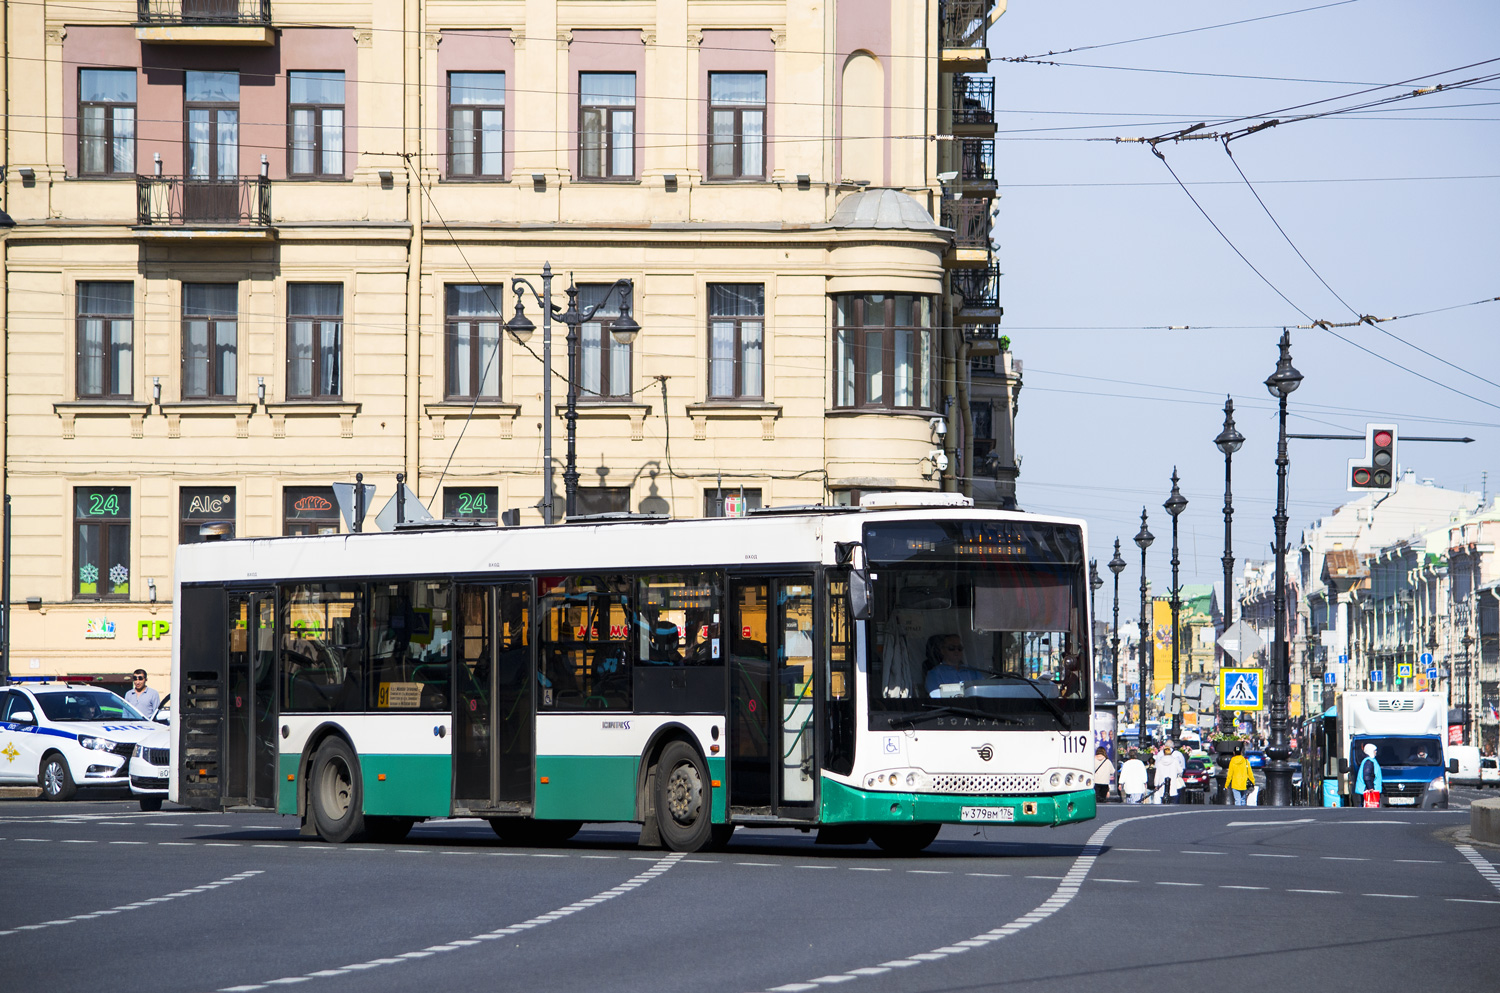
889, 705, 1022, 729
989, 673, 1071, 729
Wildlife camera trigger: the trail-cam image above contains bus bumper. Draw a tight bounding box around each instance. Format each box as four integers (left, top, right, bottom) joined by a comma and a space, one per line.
821, 779, 1096, 826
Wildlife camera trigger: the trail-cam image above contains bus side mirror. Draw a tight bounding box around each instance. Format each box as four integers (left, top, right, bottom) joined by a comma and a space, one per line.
1448, 758, 1458, 773
1338, 758, 1348, 774
849, 570, 872, 621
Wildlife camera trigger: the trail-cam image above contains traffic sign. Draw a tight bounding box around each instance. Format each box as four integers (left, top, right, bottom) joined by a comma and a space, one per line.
1420, 652, 1433, 666
1427, 667, 1439, 681
1396, 662, 1412, 679
1338, 654, 1348, 665
1324, 671, 1338, 685
1220, 668, 1265, 711
1372, 669, 1384, 685
1217, 621, 1266, 663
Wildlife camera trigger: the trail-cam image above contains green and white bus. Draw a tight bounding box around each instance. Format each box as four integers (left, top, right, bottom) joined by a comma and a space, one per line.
170, 496, 1098, 852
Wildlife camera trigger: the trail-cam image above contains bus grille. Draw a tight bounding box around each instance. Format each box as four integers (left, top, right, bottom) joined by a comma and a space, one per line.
929, 774, 1042, 794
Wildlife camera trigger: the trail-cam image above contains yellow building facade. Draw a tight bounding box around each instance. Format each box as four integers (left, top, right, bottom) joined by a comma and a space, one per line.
0, 0, 1010, 680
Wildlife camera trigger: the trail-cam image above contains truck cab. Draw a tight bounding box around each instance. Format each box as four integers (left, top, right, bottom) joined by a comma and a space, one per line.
1350, 734, 1448, 808
1337, 692, 1449, 808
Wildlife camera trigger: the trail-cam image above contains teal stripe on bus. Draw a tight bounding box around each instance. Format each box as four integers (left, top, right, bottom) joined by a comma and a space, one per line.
534, 755, 639, 822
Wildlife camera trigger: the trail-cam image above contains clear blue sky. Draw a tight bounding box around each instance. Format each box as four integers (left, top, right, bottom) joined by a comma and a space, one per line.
989, 0, 1499, 599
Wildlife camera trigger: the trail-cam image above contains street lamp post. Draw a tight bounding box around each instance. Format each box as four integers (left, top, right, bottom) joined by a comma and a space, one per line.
1134, 508, 1155, 750
1108, 539, 1126, 699
1214, 398, 1244, 741
1090, 558, 1104, 692
1263, 329, 1302, 806
1164, 469, 1188, 741
506, 264, 640, 524
1462, 629, 1475, 744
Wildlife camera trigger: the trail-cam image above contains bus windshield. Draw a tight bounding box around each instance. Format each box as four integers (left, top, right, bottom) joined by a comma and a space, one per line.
863, 520, 1090, 731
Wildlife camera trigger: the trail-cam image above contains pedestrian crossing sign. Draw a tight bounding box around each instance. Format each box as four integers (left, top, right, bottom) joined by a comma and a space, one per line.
1219, 668, 1265, 711
1396, 662, 1412, 679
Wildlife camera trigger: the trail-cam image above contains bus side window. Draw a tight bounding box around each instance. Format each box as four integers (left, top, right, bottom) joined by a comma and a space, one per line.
538, 575, 633, 712
824, 577, 856, 775
368, 580, 451, 712
280, 583, 364, 713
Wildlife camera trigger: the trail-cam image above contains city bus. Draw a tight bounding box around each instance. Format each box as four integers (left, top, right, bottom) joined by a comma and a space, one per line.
170, 496, 1098, 852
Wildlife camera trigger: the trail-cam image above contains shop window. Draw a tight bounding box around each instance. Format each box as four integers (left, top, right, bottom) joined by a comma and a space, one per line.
574, 487, 631, 517
180, 487, 235, 544
443, 486, 498, 522
75, 487, 131, 599
283, 486, 339, 536
703, 488, 762, 518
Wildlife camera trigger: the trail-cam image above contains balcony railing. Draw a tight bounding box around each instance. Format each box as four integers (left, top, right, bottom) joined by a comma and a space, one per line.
960, 139, 996, 185
940, 1, 992, 51
953, 262, 1001, 311
940, 198, 991, 250
137, 0, 271, 26
136, 176, 271, 227
952, 75, 995, 126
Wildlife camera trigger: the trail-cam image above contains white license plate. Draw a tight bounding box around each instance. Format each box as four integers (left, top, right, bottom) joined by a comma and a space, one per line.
1387, 797, 1416, 806
961, 806, 1014, 822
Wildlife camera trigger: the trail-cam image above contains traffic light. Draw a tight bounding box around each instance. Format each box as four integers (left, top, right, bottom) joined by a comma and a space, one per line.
1348, 423, 1397, 491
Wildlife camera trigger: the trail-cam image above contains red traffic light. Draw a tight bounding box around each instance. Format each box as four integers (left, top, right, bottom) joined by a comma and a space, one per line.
1373, 430, 1392, 447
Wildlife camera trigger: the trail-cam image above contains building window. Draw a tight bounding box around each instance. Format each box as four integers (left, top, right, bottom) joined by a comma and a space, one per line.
75, 487, 130, 599
182, 283, 238, 400
708, 73, 765, 180
288, 71, 345, 178
574, 487, 631, 517
573, 284, 631, 401
443, 487, 499, 522
448, 72, 504, 178
186, 71, 239, 180
287, 284, 343, 399
78, 69, 135, 176
703, 488, 762, 518
180, 487, 235, 544
444, 285, 503, 400
284, 486, 339, 536
579, 73, 635, 180
707, 284, 764, 399
832, 293, 935, 410
76, 282, 133, 400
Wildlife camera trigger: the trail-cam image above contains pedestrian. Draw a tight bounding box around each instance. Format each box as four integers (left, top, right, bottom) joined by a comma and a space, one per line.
1225, 744, 1255, 805
1119, 749, 1148, 804
1094, 746, 1114, 803
1354, 742, 1383, 807
1159, 742, 1185, 805
124, 668, 161, 718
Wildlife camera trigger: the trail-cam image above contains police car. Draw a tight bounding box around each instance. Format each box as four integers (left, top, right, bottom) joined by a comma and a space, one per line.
0, 681, 163, 801
128, 723, 171, 811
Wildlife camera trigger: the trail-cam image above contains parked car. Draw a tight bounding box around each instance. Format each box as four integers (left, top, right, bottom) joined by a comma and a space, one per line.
0, 681, 161, 800
128, 725, 171, 811
1448, 745, 1482, 787
1480, 756, 1499, 789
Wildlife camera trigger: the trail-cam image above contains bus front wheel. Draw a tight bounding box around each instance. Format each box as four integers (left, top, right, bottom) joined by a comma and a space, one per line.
309, 738, 366, 843
654, 741, 713, 852
870, 823, 941, 854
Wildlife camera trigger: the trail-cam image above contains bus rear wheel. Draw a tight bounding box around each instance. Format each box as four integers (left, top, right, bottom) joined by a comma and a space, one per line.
655, 741, 713, 852
870, 823, 941, 854
309, 737, 365, 843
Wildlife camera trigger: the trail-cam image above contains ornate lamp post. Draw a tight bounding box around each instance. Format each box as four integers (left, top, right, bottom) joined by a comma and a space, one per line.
1263, 329, 1302, 806
506, 264, 641, 524
1462, 628, 1475, 744
1090, 558, 1104, 691
1134, 508, 1155, 750
1108, 539, 1127, 698
1214, 398, 1244, 740
1164, 469, 1188, 741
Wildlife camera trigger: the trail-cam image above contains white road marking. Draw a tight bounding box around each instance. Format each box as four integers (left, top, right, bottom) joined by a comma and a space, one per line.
0, 870, 261, 938
1248, 853, 1296, 858
1363, 893, 1418, 899
1456, 844, 1500, 895
1221, 885, 1269, 890
1225, 819, 1313, 827
1156, 881, 1202, 887
1289, 889, 1340, 894
1322, 856, 1368, 861
1181, 850, 1225, 855
212, 853, 684, 992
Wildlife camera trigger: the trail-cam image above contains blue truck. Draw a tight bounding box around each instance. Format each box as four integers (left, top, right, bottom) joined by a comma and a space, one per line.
1336, 691, 1448, 809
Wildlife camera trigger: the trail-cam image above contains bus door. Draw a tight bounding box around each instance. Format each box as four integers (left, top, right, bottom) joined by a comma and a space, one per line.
728, 576, 817, 817
454, 583, 534, 812
225, 590, 277, 809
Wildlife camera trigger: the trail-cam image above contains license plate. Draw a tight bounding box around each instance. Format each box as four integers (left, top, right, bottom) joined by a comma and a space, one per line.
961, 806, 1014, 822
1387, 797, 1416, 806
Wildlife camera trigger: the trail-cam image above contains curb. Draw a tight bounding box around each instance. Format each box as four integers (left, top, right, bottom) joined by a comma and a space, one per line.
0, 787, 43, 799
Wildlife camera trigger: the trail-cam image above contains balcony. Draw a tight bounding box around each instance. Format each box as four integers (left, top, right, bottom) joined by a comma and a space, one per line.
940, 0, 994, 69
965, 324, 1005, 357
940, 197, 991, 266
135, 176, 273, 239
136, 0, 275, 45
952, 75, 995, 133
952, 262, 1002, 322
958, 139, 996, 192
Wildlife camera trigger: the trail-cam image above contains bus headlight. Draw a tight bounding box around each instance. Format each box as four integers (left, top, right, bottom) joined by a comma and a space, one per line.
1049, 772, 1063, 788
862, 769, 928, 791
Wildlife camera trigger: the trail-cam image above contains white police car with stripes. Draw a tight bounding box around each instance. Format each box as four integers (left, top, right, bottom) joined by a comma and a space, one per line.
0, 681, 163, 801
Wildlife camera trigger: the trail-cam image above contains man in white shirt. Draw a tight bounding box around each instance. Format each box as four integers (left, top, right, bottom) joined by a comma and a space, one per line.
1118, 750, 1148, 803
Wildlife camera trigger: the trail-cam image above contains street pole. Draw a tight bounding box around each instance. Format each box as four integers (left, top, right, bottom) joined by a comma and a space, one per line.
1090, 558, 1103, 695
1263, 329, 1302, 806
1214, 398, 1243, 744
1108, 539, 1126, 699
1, 493, 10, 686
507, 266, 640, 523
1164, 469, 1188, 741
1134, 508, 1154, 750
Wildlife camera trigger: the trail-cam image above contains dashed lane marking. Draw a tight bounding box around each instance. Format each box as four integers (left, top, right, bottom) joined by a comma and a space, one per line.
210, 854, 684, 992
1363, 893, 1418, 899
0, 871, 261, 937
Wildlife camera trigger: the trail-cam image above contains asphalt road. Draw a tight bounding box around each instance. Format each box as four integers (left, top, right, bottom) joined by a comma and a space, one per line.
3, 789, 1498, 993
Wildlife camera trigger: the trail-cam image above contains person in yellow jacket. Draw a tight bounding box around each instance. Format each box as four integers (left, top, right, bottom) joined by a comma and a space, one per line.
1225, 744, 1255, 805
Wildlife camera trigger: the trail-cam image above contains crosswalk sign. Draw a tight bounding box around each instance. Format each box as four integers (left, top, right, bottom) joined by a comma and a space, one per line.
1220, 668, 1264, 711
1396, 662, 1412, 679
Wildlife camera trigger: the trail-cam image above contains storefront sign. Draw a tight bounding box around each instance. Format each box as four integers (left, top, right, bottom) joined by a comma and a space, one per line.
138, 620, 172, 640
84, 618, 116, 639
